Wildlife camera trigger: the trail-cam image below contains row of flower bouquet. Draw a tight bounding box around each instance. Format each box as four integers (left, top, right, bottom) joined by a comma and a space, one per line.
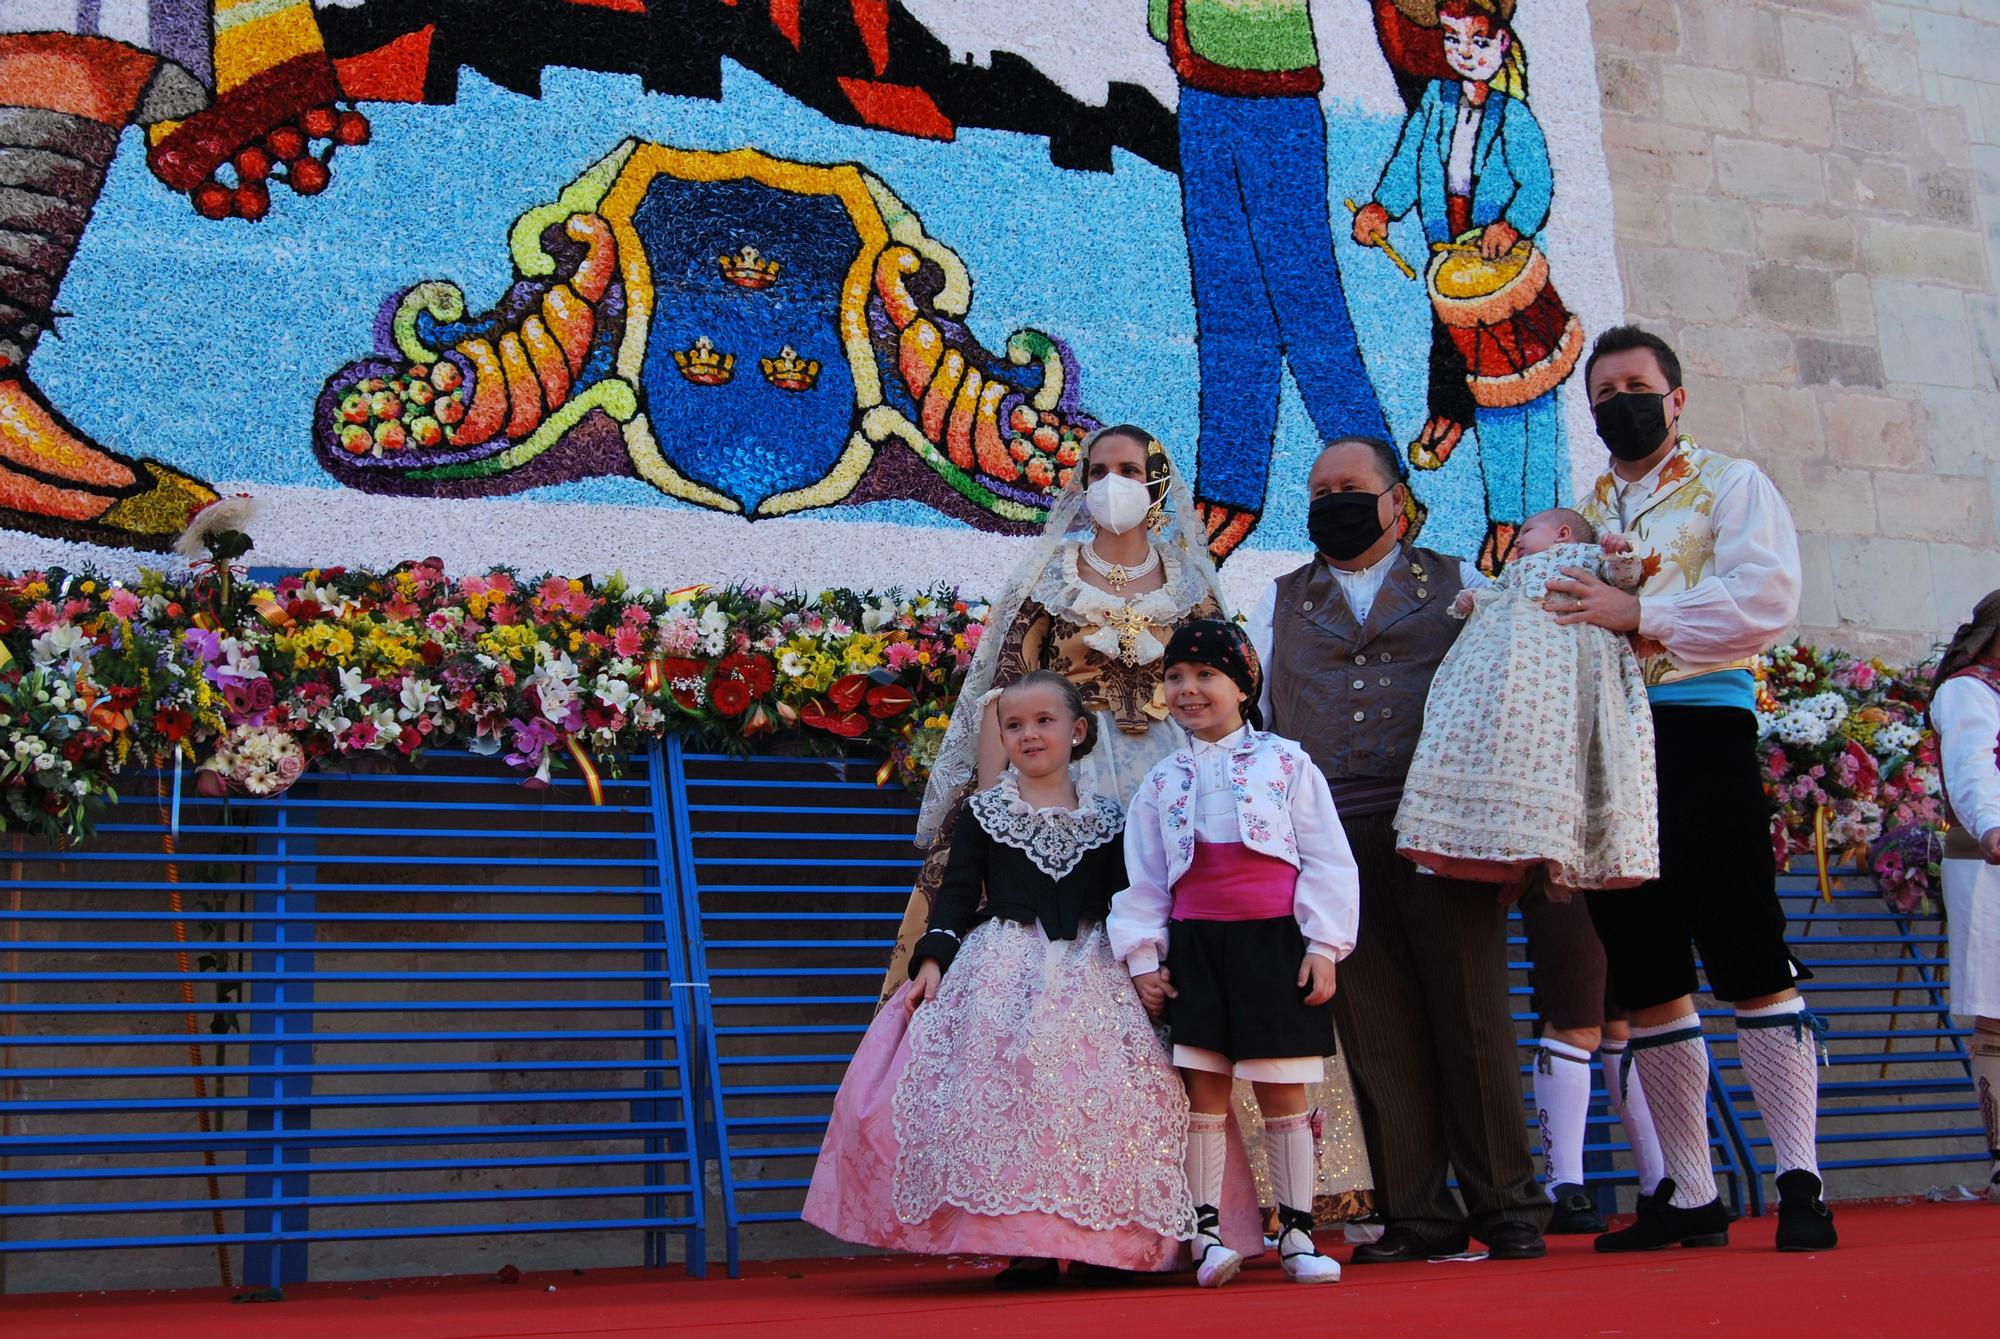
1755, 643, 1945, 913
0, 551, 1951, 911
1, 548, 981, 846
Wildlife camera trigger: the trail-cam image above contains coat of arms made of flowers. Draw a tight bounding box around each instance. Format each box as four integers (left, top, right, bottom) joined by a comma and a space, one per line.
310, 141, 1097, 533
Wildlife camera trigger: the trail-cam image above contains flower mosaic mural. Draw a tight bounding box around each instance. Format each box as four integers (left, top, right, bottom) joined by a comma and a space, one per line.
0, 1, 1623, 595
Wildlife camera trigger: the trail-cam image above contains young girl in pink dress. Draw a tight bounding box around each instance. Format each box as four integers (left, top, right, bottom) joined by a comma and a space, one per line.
804, 671, 1196, 1287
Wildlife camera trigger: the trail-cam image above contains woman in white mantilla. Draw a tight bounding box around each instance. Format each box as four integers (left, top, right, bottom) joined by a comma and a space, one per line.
875, 425, 1375, 1227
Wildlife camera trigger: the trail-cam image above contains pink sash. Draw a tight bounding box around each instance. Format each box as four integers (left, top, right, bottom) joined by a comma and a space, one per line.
1170, 841, 1297, 921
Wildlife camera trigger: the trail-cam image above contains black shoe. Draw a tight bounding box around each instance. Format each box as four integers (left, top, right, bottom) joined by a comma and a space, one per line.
1063, 1260, 1133, 1287
1547, 1183, 1609, 1235
1482, 1221, 1548, 1260
1594, 1179, 1730, 1252
1774, 1170, 1838, 1252
1350, 1226, 1468, 1264
993, 1256, 1061, 1290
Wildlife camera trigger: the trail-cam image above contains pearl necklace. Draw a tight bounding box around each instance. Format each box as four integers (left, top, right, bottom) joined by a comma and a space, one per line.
1080, 539, 1160, 591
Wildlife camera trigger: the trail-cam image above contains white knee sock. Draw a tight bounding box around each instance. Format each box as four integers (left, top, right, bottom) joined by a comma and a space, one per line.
1973, 1027, 2000, 1159
1534, 1039, 1593, 1193
1628, 1015, 1718, 1208
1187, 1111, 1229, 1212
1600, 1039, 1667, 1196
1262, 1111, 1317, 1211
1734, 998, 1823, 1180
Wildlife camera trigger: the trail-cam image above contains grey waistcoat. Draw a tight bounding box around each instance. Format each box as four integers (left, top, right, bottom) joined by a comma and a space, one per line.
1268, 545, 1469, 785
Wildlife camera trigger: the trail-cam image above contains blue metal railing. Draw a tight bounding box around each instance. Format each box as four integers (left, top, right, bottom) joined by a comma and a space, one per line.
1, 746, 708, 1289
1, 753, 1987, 1288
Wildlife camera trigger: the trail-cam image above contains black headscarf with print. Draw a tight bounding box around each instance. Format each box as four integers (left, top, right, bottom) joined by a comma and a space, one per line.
1164, 619, 1263, 730
1932, 590, 2000, 714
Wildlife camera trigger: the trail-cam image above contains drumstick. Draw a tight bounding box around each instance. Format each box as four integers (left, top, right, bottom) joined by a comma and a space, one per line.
1343, 199, 1417, 281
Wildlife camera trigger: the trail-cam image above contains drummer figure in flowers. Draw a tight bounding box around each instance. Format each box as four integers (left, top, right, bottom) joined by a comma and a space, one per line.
1352, 0, 1567, 575
876, 424, 1375, 1243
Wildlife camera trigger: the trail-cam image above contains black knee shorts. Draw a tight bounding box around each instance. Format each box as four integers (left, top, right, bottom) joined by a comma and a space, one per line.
1584, 705, 1796, 1011
1166, 916, 1338, 1061
1520, 888, 1625, 1030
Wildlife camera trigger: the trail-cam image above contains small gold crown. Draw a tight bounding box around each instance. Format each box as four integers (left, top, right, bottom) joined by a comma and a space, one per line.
759, 345, 820, 392
718, 245, 780, 289
674, 335, 734, 385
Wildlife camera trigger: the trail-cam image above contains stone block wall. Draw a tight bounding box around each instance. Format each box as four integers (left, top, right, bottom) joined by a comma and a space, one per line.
1594, 0, 2000, 660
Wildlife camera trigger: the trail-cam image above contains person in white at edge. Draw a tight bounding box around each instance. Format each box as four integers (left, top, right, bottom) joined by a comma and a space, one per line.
1552, 324, 1834, 1252
1109, 620, 1358, 1286
1928, 591, 2000, 1203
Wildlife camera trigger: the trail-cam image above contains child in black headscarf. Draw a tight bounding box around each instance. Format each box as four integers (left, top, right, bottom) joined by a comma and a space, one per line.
1108, 620, 1360, 1288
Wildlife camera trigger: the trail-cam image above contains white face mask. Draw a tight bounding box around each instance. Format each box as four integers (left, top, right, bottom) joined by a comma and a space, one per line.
1086, 474, 1153, 535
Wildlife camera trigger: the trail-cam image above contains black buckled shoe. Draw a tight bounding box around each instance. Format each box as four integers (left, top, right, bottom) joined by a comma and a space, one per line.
1546, 1183, 1608, 1235
1349, 1226, 1468, 1264
1064, 1260, 1134, 1287
993, 1256, 1061, 1290
1774, 1170, 1838, 1252
1482, 1221, 1548, 1260
1594, 1178, 1730, 1252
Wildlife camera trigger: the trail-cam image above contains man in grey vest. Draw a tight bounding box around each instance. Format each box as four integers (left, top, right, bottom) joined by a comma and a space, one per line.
1247, 436, 1549, 1262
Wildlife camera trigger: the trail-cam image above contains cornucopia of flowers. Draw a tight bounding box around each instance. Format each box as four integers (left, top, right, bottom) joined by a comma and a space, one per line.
0, 553, 1961, 917
1, 553, 981, 846
1755, 643, 1946, 913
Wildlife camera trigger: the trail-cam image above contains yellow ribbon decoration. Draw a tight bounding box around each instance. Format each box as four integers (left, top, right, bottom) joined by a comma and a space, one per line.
1813, 803, 1832, 903
562, 734, 605, 806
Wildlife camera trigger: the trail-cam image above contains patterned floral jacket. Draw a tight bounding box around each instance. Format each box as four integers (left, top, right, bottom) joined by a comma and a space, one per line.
1108, 728, 1360, 976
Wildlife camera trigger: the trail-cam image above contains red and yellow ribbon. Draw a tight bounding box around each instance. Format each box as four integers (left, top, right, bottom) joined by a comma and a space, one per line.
250, 591, 293, 630
563, 734, 604, 806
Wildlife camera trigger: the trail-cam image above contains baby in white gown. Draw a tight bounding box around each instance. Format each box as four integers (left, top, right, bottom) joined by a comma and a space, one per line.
1394, 508, 1661, 898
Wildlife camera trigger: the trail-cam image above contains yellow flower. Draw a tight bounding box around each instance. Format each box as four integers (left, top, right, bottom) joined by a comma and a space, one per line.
477, 623, 541, 663
843, 634, 885, 671
80, 581, 97, 595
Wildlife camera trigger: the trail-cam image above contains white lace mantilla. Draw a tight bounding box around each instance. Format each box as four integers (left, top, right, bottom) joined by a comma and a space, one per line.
968, 774, 1124, 880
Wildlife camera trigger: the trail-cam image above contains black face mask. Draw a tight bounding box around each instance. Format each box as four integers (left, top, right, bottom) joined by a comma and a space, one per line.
1592, 391, 1673, 462
1308, 489, 1391, 562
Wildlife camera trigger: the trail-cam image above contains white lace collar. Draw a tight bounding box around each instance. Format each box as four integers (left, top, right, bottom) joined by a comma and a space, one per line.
967, 771, 1125, 880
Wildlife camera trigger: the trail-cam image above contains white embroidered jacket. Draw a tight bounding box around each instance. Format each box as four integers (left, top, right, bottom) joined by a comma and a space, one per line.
1107, 729, 1361, 976
1574, 436, 1801, 688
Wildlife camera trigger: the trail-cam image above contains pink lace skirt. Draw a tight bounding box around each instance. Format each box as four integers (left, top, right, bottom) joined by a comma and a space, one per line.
804, 920, 1261, 1271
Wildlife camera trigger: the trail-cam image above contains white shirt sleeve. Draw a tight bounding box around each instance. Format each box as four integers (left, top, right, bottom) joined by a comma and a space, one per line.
1107, 777, 1174, 976
1247, 579, 1277, 728
1290, 760, 1361, 963
1935, 677, 2000, 840
1634, 461, 1801, 661
1459, 560, 1493, 591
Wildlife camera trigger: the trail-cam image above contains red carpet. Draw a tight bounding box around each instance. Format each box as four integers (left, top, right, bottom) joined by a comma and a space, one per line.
12, 1202, 1998, 1339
